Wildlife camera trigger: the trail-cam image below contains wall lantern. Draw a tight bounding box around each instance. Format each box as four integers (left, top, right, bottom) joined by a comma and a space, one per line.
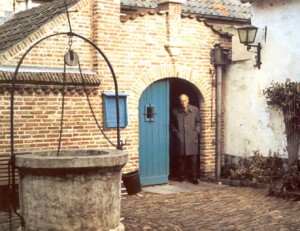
237, 25, 262, 69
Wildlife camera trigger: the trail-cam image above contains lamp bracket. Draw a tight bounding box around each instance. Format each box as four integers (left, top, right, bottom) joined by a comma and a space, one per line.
245, 43, 262, 69
247, 44, 259, 50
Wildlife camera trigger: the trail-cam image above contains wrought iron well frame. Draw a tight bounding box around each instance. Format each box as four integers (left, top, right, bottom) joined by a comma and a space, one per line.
8, 1, 124, 229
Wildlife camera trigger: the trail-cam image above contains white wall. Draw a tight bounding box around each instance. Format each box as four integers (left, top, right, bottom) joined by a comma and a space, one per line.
224, 0, 300, 158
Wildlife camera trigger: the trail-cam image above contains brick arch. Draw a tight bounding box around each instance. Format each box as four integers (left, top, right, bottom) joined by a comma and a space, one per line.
131, 64, 215, 177
131, 64, 211, 102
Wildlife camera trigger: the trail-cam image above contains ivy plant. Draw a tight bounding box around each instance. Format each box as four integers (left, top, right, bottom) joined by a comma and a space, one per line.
263, 79, 300, 166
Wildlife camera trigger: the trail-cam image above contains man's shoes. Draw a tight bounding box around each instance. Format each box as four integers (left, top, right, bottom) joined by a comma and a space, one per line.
191, 178, 198, 185
178, 176, 184, 182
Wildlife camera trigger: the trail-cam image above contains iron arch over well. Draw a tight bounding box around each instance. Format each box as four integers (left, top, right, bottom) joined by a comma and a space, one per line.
10, 32, 123, 157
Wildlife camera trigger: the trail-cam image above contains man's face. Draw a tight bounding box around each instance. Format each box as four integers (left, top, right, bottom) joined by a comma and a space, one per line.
180, 96, 189, 110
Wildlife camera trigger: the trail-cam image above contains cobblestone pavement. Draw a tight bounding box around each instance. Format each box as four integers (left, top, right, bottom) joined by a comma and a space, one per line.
121, 183, 300, 231
2, 182, 300, 231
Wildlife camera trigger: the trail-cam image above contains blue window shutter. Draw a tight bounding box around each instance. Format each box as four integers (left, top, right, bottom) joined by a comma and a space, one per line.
102, 92, 128, 128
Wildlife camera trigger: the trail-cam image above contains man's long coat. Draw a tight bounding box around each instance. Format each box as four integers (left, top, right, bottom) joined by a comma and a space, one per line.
171, 105, 201, 155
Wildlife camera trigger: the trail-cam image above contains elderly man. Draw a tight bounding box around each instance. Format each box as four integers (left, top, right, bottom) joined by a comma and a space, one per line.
171, 94, 201, 184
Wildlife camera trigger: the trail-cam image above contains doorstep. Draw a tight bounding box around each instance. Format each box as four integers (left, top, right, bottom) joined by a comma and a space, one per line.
142, 180, 227, 194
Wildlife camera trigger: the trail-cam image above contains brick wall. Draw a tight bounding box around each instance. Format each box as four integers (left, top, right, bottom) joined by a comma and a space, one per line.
0, 91, 112, 152
0, 0, 232, 177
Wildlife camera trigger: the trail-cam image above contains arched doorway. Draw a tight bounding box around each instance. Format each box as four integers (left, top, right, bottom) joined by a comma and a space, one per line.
169, 78, 201, 179
139, 78, 201, 186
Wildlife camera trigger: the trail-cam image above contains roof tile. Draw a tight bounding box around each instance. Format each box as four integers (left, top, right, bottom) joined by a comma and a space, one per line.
0, 0, 250, 53
0, 0, 80, 53
0, 71, 100, 87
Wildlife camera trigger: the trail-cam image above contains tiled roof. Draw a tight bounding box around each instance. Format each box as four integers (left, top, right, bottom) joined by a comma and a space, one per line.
0, 0, 250, 53
121, 0, 157, 9
0, 71, 100, 94
183, 0, 250, 20
0, 71, 100, 86
0, 0, 80, 53
121, 0, 251, 20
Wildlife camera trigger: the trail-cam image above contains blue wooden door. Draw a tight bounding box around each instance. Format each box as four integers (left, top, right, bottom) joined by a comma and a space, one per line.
139, 80, 170, 186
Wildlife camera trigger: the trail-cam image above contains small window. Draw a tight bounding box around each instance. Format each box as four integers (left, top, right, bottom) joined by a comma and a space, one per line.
102, 92, 128, 128
143, 104, 156, 122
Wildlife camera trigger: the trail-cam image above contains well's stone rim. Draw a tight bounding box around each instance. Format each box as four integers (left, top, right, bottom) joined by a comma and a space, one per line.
16, 148, 127, 231
15, 149, 128, 169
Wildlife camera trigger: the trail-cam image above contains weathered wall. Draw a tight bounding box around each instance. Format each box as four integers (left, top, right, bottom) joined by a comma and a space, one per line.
225, 0, 300, 158
0, 0, 40, 24
0, 0, 26, 16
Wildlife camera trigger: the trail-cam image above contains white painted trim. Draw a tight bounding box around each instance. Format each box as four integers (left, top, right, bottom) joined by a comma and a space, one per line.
0, 65, 96, 74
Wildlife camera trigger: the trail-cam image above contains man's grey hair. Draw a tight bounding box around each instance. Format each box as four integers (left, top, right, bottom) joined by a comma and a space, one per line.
179, 94, 189, 100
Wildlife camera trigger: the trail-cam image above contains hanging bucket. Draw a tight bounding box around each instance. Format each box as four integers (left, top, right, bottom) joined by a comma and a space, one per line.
122, 170, 142, 195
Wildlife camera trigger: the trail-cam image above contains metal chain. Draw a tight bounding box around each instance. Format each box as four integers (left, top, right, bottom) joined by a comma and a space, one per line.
68, 35, 73, 50
77, 59, 120, 149
57, 62, 67, 156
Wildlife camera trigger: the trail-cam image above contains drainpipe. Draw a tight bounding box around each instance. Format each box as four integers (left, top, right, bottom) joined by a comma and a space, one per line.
210, 44, 229, 179
215, 65, 222, 179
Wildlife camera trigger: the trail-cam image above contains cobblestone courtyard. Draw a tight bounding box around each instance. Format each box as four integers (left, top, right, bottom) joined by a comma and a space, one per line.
2, 182, 300, 231
121, 183, 300, 231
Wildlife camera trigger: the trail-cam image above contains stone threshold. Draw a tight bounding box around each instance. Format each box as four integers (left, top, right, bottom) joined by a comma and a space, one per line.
200, 176, 269, 189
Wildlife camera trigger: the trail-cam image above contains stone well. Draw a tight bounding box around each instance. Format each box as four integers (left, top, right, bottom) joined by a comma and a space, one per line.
15, 149, 128, 231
